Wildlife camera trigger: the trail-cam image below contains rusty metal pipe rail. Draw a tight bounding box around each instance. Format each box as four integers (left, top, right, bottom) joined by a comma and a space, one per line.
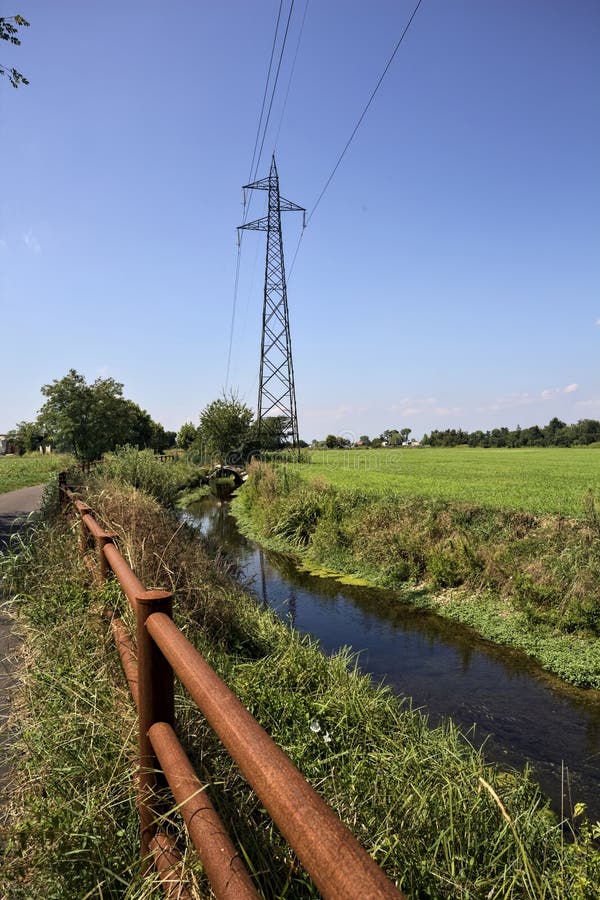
103, 541, 145, 611
150, 722, 259, 900
150, 832, 194, 900
146, 612, 400, 899
111, 618, 139, 709
61, 475, 404, 899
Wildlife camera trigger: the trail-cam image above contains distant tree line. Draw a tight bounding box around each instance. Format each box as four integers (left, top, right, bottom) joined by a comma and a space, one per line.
313, 428, 413, 449
8, 369, 176, 460
422, 418, 600, 448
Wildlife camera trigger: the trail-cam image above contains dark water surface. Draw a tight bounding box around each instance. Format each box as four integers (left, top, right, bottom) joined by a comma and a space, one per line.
185, 498, 600, 821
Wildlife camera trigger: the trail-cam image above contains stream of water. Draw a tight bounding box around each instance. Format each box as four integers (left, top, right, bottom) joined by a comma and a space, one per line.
185, 497, 600, 821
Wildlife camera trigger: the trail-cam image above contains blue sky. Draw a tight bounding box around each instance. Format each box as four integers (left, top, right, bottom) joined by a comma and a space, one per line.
1, 1, 599, 442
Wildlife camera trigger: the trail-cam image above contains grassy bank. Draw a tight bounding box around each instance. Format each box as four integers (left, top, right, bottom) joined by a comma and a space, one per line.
0, 453, 73, 493
305, 447, 600, 517
2, 471, 600, 896
232, 462, 600, 688
94, 445, 206, 506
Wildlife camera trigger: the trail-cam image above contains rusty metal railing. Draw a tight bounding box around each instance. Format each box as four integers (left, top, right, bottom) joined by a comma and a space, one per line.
59, 475, 404, 899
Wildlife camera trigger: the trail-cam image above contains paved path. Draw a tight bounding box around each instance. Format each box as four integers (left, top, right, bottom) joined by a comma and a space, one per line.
0, 484, 46, 550
1, 484, 46, 813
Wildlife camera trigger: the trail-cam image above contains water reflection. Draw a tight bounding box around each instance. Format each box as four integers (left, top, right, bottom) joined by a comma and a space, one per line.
185, 498, 600, 820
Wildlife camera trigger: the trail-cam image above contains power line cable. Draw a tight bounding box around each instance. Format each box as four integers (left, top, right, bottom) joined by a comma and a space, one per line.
287, 226, 305, 282
226, 0, 286, 390
228, 1, 298, 388
287, 0, 423, 285
225, 240, 243, 390
307, 0, 423, 224
252, 0, 296, 181
247, 0, 284, 187
273, 0, 310, 152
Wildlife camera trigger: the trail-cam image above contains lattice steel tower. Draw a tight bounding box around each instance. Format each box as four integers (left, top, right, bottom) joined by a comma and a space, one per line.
239, 156, 304, 448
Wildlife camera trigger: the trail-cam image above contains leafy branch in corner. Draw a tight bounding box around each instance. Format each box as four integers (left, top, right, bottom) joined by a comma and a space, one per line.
0, 14, 30, 87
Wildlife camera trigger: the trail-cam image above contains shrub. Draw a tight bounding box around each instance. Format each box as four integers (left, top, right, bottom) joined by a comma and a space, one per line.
96, 445, 203, 506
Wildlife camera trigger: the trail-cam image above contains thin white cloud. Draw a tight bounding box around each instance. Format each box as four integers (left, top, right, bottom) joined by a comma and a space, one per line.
576, 399, 600, 408
542, 383, 578, 400
23, 228, 41, 254
487, 392, 534, 411
390, 396, 437, 414
595, 319, 600, 326
486, 385, 577, 412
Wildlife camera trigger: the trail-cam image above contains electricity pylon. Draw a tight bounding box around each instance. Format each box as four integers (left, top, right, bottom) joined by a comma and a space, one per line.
238, 156, 304, 448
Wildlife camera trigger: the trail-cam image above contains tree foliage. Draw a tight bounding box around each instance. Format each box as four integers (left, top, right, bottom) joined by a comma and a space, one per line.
254, 416, 288, 452
321, 434, 351, 449
6, 419, 45, 454
198, 392, 254, 464
0, 15, 29, 88
176, 421, 198, 450
32, 369, 170, 460
421, 418, 600, 448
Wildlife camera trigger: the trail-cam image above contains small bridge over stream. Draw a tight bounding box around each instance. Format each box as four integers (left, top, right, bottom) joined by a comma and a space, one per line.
207, 465, 247, 487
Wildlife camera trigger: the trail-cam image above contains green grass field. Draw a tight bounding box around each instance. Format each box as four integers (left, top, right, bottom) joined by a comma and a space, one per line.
301, 447, 600, 517
0, 453, 73, 494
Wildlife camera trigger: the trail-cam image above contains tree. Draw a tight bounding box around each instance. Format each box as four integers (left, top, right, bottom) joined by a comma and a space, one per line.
381, 429, 402, 447
198, 392, 254, 464
0, 15, 29, 88
400, 428, 412, 444
37, 369, 169, 460
252, 416, 287, 452
177, 421, 198, 450
6, 419, 45, 454
358, 435, 371, 446
38, 369, 97, 459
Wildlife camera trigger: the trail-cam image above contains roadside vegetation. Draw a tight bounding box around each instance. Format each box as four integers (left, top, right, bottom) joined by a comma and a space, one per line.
2, 458, 600, 896
96, 445, 206, 507
233, 460, 600, 687
0, 453, 73, 494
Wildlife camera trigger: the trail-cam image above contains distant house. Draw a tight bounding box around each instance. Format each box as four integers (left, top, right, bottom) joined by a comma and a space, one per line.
0, 435, 7, 455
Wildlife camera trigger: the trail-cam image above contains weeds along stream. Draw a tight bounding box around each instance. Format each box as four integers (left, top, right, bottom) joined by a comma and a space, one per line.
185, 496, 600, 824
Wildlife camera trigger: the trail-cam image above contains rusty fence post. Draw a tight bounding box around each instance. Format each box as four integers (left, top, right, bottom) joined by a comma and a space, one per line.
136, 590, 175, 866
58, 472, 67, 511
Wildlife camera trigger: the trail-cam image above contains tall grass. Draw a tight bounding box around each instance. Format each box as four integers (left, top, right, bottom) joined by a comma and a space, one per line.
89, 446, 205, 507
0, 453, 73, 494
0, 515, 171, 896
233, 462, 600, 687
1, 475, 599, 895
